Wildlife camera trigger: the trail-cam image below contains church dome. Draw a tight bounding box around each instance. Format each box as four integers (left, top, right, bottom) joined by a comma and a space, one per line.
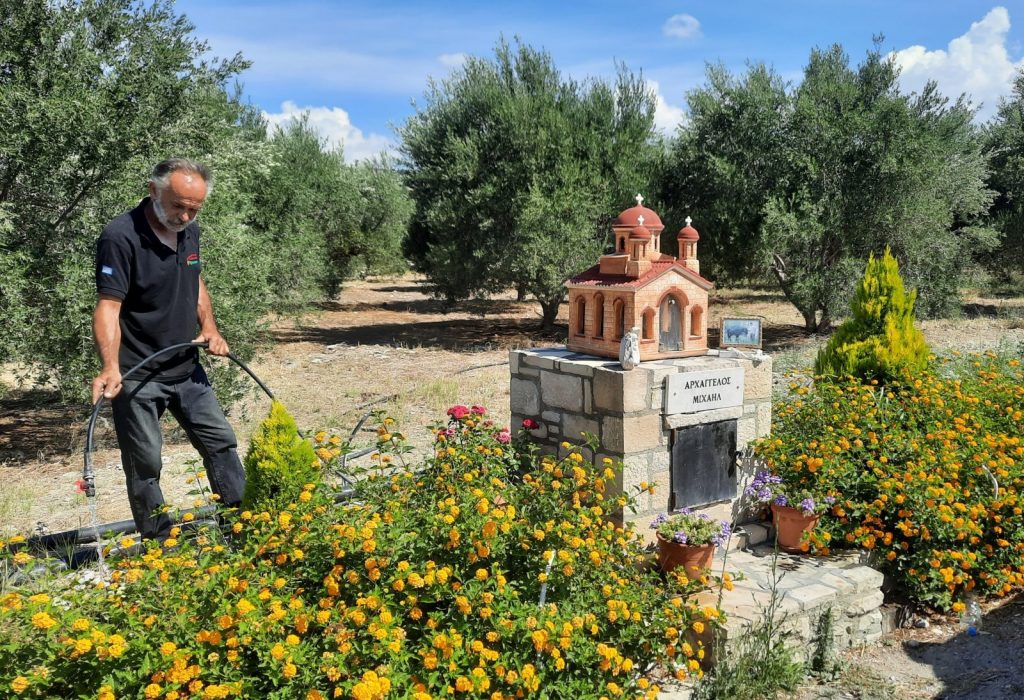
629, 225, 652, 240
613, 195, 664, 231
678, 218, 700, 241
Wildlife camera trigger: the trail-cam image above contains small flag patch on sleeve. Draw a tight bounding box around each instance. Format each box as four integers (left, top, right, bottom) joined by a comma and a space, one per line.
101, 265, 114, 276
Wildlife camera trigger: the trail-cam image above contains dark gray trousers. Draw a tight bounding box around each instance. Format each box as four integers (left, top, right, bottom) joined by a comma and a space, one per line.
111, 365, 245, 539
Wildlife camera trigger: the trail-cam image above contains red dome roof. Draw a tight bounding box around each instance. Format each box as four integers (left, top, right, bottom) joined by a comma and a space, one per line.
629, 225, 652, 240
678, 219, 700, 241
614, 205, 663, 230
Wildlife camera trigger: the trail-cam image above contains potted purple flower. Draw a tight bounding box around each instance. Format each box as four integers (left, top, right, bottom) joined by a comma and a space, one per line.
745, 471, 835, 552
651, 509, 731, 581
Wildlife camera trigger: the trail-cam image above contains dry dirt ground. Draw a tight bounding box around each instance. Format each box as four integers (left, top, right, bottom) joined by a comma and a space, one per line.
2, 275, 1024, 698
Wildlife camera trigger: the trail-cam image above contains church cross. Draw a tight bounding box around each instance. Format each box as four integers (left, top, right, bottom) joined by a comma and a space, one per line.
635, 193, 644, 207
637, 215, 645, 227
685, 216, 692, 227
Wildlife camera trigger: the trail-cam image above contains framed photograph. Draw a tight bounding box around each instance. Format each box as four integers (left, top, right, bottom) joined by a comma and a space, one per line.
720, 317, 762, 349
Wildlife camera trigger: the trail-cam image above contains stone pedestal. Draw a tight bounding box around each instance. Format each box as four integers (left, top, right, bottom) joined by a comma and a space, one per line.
509, 348, 773, 542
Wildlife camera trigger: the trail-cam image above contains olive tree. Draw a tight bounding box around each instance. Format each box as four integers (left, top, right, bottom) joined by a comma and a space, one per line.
400, 39, 659, 329
983, 70, 1024, 284
0, 0, 252, 399
663, 43, 995, 331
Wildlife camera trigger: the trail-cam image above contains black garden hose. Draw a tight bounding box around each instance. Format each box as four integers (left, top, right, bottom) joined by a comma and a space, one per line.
83, 341, 275, 497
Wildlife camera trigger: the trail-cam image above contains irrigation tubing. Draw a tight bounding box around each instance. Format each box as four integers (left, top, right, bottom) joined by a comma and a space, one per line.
83, 341, 274, 498
26, 489, 358, 570
7, 342, 373, 570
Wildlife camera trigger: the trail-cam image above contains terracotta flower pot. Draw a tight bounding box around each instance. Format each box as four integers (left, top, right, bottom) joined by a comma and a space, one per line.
771, 503, 821, 553
656, 534, 716, 582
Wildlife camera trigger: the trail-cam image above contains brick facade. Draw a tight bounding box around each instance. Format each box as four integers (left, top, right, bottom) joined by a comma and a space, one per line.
566, 200, 712, 361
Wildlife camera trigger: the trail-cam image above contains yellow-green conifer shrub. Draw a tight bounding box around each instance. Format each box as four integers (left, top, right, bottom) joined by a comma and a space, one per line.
242, 400, 319, 508
815, 248, 930, 382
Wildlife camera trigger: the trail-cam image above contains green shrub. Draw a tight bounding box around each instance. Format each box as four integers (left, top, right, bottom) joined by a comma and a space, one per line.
0, 406, 720, 698
758, 351, 1024, 610
242, 400, 319, 508
815, 248, 930, 382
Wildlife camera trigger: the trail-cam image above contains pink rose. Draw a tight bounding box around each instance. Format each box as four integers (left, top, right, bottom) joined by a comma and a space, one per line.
471, 405, 487, 416
447, 405, 470, 420
496, 430, 511, 444
522, 418, 539, 430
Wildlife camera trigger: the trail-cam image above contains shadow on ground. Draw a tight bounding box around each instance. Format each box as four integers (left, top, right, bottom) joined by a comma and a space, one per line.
316, 297, 527, 316
274, 317, 568, 352
366, 284, 424, 294
0, 388, 199, 466
903, 593, 1024, 699
962, 301, 1024, 319
0, 389, 89, 463
714, 289, 791, 304
282, 318, 809, 355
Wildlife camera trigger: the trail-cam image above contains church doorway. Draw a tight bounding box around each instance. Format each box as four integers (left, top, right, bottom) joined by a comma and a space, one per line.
659, 296, 683, 352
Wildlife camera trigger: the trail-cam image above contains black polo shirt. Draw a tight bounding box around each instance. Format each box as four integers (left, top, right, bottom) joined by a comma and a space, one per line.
95, 198, 201, 382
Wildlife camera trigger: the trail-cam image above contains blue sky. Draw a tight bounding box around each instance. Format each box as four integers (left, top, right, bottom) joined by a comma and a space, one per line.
177, 1, 1024, 162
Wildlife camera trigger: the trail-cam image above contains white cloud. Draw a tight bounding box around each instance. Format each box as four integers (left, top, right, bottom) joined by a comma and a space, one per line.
891, 6, 1024, 120
648, 80, 686, 134
206, 36, 431, 94
438, 52, 468, 68
262, 101, 395, 164
663, 14, 702, 41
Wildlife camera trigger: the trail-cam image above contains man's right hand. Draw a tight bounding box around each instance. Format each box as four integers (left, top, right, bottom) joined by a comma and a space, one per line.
92, 368, 123, 403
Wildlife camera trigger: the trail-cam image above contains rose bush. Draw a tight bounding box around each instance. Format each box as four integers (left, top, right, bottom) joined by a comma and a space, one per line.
755, 350, 1024, 610
0, 404, 722, 698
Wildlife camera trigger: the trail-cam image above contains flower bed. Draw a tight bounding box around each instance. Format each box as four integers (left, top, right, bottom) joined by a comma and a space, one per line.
0, 406, 720, 698
755, 351, 1024, 610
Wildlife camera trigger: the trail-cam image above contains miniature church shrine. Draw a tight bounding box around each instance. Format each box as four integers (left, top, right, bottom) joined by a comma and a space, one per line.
565, 196, 713, 361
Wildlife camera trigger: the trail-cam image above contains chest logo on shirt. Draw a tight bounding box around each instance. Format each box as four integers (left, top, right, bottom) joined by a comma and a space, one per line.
186, 253, 200, 266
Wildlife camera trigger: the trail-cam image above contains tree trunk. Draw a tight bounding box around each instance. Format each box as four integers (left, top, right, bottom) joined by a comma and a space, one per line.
815, 310, 832, 334
539, 298, 560, 331
800, 309, 818, 333
770, 253, 819, 333
516, 284, 528, 302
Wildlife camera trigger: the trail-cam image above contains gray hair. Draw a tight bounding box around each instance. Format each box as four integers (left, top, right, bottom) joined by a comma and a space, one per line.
149, 158, 213, 195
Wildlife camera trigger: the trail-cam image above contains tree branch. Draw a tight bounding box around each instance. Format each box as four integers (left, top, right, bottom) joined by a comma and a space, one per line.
50, 172, 104, 230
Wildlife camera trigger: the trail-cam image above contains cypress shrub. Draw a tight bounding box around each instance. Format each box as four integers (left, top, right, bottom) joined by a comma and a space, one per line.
815, 248, 930, 382
242, 400, 319, 508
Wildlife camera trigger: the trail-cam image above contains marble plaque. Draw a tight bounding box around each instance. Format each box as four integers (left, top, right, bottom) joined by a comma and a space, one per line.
664, 367, 744, 414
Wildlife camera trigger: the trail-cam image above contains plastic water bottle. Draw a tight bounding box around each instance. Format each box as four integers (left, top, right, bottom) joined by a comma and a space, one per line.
959, 596, 982, 636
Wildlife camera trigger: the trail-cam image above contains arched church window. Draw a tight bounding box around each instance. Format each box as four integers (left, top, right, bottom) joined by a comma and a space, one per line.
642, 309, 655, 340
690, 306, 704, 337
612, 298, 625, 340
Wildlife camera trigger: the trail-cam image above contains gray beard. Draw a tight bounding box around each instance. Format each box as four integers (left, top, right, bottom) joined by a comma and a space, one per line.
152, 197, 190, 234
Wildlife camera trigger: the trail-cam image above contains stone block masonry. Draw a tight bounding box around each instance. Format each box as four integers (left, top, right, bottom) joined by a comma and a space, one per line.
696, 546, 888, 660
509, 347, 773, 535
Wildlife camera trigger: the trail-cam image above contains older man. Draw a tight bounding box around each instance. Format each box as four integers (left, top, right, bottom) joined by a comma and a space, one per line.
91, 158, 245, 539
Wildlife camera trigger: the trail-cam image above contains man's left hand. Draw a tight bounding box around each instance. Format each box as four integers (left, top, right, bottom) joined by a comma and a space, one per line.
194, 331, 229, 356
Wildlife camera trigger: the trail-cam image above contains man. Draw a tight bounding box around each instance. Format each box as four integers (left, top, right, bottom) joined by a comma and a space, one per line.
91, 158, 245, 540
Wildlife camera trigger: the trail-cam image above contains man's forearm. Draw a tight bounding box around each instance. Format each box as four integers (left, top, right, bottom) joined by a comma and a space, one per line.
93, 298, 122, 369
197, 277, 219, 334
